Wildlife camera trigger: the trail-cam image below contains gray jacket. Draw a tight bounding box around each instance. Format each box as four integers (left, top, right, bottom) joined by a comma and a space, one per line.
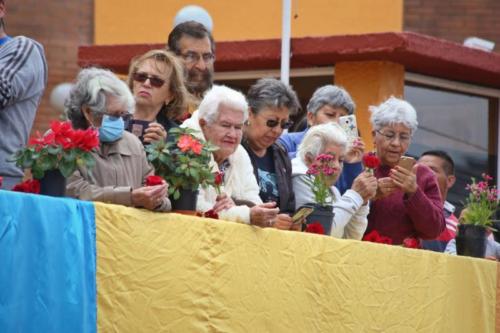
0, 36, 47, 188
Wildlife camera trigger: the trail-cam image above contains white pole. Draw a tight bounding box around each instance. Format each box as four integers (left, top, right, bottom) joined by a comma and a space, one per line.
280, 0, 291, 85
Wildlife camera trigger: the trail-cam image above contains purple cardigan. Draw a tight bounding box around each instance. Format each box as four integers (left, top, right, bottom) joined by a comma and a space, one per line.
366, 164, 445, 244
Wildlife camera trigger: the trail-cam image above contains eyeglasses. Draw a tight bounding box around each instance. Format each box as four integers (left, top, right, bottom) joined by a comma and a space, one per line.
132, 72, 166, 88
180, 51, 215, 65
376, 130, 411, 144
95, 111, 132, 122
264, 118, 294, 130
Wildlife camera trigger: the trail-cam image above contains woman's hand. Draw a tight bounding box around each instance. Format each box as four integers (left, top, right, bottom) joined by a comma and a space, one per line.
143, 122, 167, 143
344, 138, 365, 163
212, 193, 235, 213
249, 202, 279, 227
390, 165, 418, 195
132, 183, 168, 210
351, 171, 378, 203
375, 177, 398, 200
271, 214, 294, 230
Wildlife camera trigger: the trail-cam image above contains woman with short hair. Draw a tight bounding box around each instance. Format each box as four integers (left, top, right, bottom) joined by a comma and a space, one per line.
243, 78, 299, 216
366, 97, 445, 244
292, 123, 377, 239
65, 67, 171, 211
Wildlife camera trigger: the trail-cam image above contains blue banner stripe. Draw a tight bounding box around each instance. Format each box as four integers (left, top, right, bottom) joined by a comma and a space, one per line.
0, 190, 96, 333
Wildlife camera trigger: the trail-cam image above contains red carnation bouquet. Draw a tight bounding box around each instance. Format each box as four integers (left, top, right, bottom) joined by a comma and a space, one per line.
362, 152, 380, 174
13, 120, 99, 179
304, 153, 340, 207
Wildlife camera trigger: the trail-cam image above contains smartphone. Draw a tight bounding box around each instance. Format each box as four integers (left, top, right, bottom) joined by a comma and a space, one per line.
398, 156, 416, 171
127, 119, 151, 143
338, 115, 358, 145
292, 207, 314, 224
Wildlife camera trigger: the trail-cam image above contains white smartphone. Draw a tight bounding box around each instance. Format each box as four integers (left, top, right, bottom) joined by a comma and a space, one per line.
338, 115, 358, 145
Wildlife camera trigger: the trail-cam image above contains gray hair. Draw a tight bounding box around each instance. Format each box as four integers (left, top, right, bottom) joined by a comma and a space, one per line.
198, 85, 248, 124
297, 122, 347, 162
307, 85, 355, 115
65, 67, 135, 129
369, 96, 418, 133
247, 78, 300, 116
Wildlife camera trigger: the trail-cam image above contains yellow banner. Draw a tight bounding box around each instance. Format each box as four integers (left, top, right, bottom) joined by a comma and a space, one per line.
95, 202, 497, 332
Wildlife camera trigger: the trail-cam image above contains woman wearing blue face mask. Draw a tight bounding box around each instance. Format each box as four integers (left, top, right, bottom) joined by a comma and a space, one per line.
65, 67, 171, 211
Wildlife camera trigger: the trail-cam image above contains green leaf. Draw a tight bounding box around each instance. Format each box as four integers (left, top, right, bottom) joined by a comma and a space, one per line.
59, 160, 76, 177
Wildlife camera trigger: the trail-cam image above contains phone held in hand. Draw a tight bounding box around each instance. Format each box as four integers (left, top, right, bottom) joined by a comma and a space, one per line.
127, 119, 151, 143
292, 207, 314, 224
398, 156, 416, 171
338, 115, 358, 146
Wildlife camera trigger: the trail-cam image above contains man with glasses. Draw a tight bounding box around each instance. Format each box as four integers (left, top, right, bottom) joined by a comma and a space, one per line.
0, 0, 47, 189
167, 20, 215, 106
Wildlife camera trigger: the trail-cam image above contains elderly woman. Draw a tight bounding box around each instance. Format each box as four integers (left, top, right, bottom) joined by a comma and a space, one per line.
65, 67, 171, 211
182, 85, 292, 229
366, 97, 444, 244
292, 123, 377, 239
243, 78, 299, 215
279, 85, 364, 194
126, 49, 190, 143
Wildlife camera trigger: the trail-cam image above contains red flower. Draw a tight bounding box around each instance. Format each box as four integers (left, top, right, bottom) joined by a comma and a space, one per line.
145, 175, 164, 186
12, 179, 40, 194
203, 209, 219, 219
363, 152, 381, 170
363, 230, 393, 244
403, 237, 421, 249
214, 171, 224, 186
0, 176, 3, 188
177, 134, 203, 155
71, 128, 99, 151
305, 222, 325, 235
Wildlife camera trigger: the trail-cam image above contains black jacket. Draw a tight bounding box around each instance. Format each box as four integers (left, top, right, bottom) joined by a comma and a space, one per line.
242, 141, 295, 214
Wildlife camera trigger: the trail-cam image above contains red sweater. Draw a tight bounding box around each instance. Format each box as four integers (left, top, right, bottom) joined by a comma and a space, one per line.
366, 164, 445, 244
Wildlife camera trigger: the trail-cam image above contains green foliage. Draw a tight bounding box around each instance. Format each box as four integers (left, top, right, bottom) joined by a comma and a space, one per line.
461, 175, 499, 227
145, 127, 217, 197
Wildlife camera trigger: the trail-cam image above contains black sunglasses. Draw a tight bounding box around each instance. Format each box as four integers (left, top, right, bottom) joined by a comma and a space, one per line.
132, 72, 166, 88
265, 119, 293, 130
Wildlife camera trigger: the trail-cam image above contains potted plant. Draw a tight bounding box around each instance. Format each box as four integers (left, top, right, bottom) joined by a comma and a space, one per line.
456, 174, 499, 258
12, 120, 99, 196
299, 153, 339, 235
145, 127, 217, 211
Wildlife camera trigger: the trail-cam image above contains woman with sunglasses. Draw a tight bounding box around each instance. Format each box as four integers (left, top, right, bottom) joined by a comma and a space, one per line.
243, 78, 300, 218
126, 49, 190, 144
365, 97, 444, 244
65, 67, 171, 212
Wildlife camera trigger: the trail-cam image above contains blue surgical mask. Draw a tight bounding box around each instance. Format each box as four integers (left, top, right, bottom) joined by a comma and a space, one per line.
99, 115, 124, 143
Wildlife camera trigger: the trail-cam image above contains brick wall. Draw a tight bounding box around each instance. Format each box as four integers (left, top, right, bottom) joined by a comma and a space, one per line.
405, 0, 500, 52
4, 0, 93, 133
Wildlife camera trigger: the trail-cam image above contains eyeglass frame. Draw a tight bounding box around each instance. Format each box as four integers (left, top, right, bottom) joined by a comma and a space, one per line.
263, 118, 294, 130
132, 72, 166, 88
179, 51, 215, 65
92, 110, 132, 122
376, 130, 412, 144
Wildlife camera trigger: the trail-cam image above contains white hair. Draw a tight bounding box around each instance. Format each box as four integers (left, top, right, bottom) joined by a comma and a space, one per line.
369, 96, 418, 133
198, 85, 248, 124
297, 122, 347, 162
66, 67, 135, 129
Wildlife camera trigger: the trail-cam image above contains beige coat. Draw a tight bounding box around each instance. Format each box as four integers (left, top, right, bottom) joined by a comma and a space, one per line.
66, 131, 171, 211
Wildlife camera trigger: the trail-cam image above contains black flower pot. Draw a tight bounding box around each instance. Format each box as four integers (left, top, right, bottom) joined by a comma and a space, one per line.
455, 224, 487, 258
39, 169, 67, 197
302, 203, 334, 235
170, 188, 199, 211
